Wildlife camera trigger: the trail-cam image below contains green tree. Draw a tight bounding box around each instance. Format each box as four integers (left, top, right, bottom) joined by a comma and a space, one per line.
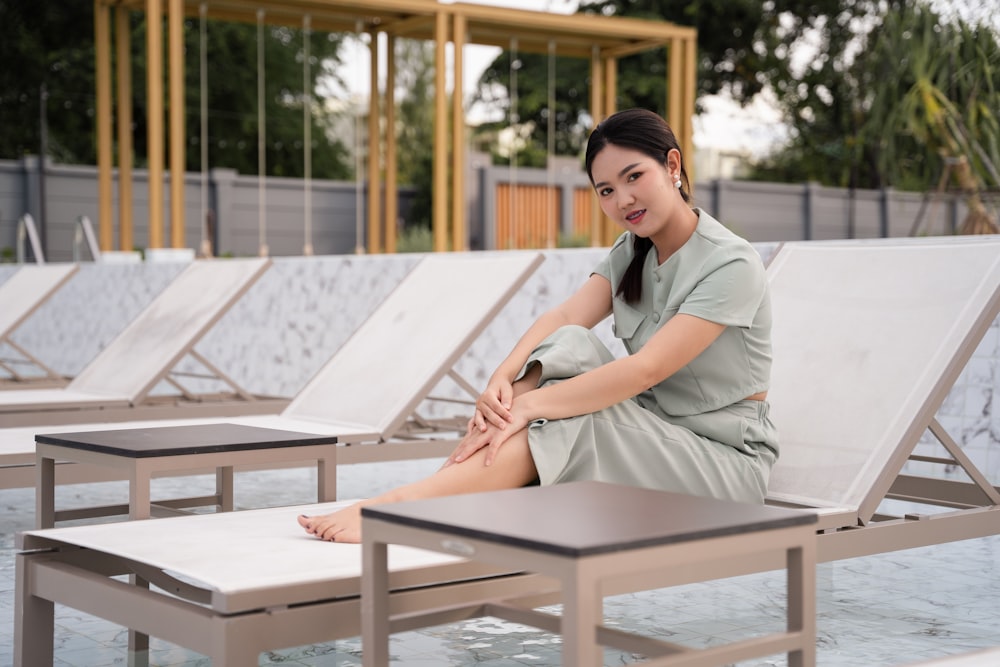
752, 1, 1000, 233
394, 39, 436, 229
0, 2, 352, 179
162, 18, 352, 179
473, 51, 592, 167
0, 1, 98, 163
855, 2, 1000, 233
471, 0, 870, 165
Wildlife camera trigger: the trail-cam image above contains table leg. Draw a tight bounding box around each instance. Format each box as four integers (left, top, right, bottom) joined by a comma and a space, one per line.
129, 463, 152, 521
217, 466, 235, 511
362, 534, 390, 667
318, 451, 337, 501
561, 569, 602, 667
787, 541, 817, 667
35, 452, 55, 529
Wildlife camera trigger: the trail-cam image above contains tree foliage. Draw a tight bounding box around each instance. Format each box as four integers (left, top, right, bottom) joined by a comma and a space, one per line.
0, 1, 98, 163
394, 39, 436, 229
752, 0, 1000, 232
0, 1, 353, 179
470, 0, 868, 165
473, 51, 592, 167
168, 18, 351, 178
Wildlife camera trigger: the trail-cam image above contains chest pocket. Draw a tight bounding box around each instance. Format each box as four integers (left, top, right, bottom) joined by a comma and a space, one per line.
611, 300, 646, 342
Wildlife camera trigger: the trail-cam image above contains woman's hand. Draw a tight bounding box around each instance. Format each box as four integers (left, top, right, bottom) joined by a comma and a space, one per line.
471, 375, 515, 432
446, 406, 529, 467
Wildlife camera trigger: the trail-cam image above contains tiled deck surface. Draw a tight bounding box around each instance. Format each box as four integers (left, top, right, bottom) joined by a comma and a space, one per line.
2, 459, 998, 666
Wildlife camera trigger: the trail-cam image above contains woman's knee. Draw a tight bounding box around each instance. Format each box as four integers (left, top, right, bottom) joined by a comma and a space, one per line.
531, 326, 616, 380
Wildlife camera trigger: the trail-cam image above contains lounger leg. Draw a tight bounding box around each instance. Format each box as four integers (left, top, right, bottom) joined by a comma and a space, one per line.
787, 542, 817, 667
210, 623, 262, 667
14, 553, 54, 667
361, 534, 390, 667
127, 573, 151, 667
561, 568, 602, 667
126, 645, 150, 667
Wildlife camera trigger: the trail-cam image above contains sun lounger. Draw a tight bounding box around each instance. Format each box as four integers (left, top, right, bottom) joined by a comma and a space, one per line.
764, 236, 1000, 562
0, 264, 79, 388
0, 251, 545, 492
13, 237, 1000, 665
0, 258, 283, 427
14, 499, 559, 666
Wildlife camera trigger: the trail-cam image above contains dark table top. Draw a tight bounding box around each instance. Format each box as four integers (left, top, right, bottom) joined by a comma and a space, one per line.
362, 481, 817, 557
35, 423, 338, 458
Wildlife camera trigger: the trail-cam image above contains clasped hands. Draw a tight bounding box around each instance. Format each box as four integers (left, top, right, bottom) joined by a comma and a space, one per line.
443, 376, 529, 468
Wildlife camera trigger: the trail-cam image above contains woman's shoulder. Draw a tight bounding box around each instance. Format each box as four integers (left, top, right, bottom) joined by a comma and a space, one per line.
604, 231, 636, 264
690, 209, 759, 262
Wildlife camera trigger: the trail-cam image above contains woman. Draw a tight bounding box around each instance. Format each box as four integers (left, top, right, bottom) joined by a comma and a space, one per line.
298, 108, 777, 543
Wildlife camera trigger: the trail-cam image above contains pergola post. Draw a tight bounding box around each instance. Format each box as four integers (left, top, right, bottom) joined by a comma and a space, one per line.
432, 9, 448, 252
168, 0, 185, 248
116, 6, 134, 252
451, 13, 468, 251
94, 0, 113, 251
145, 0, 164, 249
384, 33, 398, 254
589, 49, 603, 247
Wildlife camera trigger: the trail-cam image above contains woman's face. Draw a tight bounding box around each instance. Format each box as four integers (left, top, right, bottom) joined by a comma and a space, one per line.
589, 143, 680, 239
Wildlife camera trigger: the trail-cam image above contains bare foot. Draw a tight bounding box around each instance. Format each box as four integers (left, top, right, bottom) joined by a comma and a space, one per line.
297, 501, 370, 543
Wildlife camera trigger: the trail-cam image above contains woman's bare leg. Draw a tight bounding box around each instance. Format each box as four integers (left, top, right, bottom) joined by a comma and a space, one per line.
297, 426, 538, 543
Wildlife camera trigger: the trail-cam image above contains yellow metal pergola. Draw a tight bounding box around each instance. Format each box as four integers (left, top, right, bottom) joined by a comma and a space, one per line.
93, 0, 697, 254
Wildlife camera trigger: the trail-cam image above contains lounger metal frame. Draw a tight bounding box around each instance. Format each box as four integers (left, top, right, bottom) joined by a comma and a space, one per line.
0, 264, 79, 387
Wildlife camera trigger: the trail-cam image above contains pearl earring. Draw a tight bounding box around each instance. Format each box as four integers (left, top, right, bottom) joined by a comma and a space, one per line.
674, 177, 682, 189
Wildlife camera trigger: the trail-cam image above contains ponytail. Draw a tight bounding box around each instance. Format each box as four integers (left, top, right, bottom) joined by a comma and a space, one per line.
616, 235, 653, 303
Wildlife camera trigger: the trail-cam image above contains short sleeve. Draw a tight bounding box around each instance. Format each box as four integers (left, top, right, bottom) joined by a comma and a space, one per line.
591, 232, 631, 284
677, 251, 766, 328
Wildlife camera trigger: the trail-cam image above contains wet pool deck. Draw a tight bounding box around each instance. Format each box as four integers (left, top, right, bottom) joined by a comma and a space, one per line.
2, 458, 997, 666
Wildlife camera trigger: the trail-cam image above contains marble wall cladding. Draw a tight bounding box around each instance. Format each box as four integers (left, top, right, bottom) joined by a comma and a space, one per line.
194, 253, 423, 397
4, 262, 185, 377
2, 238, 997, 485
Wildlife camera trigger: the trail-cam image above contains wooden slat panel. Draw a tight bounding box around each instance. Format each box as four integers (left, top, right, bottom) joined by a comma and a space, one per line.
494, 184, 561, 249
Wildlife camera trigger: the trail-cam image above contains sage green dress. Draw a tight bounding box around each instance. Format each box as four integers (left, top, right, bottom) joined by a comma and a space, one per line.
522, 209, 778, 504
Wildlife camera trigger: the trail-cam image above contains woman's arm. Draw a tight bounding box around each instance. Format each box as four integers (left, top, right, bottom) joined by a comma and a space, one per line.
455, 311, 726, 467
474, 274, 613, 430
517, 313, 725, 421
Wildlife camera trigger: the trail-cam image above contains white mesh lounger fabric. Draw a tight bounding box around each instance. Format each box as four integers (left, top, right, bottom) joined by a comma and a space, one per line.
0, 251, 545, 492
0, 264, 78, 388
764, 236, 1000, 561
0, 258, 279, 428
15, 500, 554, 666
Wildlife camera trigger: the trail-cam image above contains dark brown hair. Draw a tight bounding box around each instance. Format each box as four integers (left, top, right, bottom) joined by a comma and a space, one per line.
585, 109, 691, 304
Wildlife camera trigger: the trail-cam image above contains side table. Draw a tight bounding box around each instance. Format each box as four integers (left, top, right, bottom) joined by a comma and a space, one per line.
362, 481, 817, 667
35, 422, 339, 528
